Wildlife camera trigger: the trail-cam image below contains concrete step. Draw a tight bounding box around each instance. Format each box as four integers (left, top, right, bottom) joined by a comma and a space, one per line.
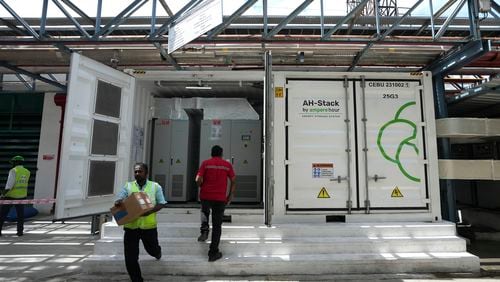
94, 236, 466, 255
101, 222, 458, 239
85, 252, 479, 275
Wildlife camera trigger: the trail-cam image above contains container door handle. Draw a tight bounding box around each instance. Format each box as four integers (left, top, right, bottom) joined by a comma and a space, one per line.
330, 176, 348, 183
368, 174, 386, 182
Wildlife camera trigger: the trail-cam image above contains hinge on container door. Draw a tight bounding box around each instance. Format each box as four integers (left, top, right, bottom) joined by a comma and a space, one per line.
284, 199, 290, 205
422, 198, 430, 204
284, 160, 291, 165
416, 85, 424, 90
360, 76, 366, 88
343, 76, 349, 88
284, 121, 291, 127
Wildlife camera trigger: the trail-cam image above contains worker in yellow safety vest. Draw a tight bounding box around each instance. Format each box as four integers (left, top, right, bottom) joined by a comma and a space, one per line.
0, 155, 30, 237
114, 163, 167, 282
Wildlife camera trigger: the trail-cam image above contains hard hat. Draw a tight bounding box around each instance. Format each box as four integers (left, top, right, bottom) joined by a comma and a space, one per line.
10, 155, 24, 163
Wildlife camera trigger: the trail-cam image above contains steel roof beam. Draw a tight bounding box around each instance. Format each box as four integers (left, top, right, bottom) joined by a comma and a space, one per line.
153, 42, 181, 70
93, 0, 147, 38
95, 0, 102, 33
60, 0, 95, 26
52, 0, 91, 38
379, 0, 424, 39
490, 9, 499, 18
0, 61, 67, 91
0, 18, 28, 36
151, 0, 157, 34
322, 0, 370, 40
446, 82, 500, 104
263, 0, 268, 36
424, 39, 491, 75
416, 0, 458, 35
47, 73, 59, 82
102, 0, 149, 37
348, 0, 424, 71
264, 0, 314, 39
151, 0, 203, 37
493, 0, 500, 14
15, 74, 33, 91
435, 0, 466, 40
207, 0, 258, 39
0, 0, 39, 40
40, 0, 49, 37
159, 0, 173, 17
467, 0, 480, 40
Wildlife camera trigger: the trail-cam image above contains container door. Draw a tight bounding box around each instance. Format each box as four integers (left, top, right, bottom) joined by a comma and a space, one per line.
169, 120, 189, 201
55, 53, 136, 219
287, 79, 356, 210
356, 78, 428, 211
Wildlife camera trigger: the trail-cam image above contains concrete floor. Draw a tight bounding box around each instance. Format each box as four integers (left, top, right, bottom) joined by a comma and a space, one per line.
0, 216, 499, 282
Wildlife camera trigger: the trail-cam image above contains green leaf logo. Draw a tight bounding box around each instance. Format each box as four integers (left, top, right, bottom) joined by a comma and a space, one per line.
377, 101, 420, 182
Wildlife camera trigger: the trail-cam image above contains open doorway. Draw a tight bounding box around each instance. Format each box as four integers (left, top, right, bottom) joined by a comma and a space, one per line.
147, 78, 264, 208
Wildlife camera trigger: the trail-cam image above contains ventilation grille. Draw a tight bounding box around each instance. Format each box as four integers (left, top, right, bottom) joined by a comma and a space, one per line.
171, 174, 184, 197
154, 174, 166, 191
235, 175, 258, 199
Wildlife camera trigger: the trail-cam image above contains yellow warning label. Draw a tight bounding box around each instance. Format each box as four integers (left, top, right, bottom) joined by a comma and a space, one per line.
176, 159, 181, 164
391, 186, 404, 197
275, 87, 284, 98
317, 187, 331, 199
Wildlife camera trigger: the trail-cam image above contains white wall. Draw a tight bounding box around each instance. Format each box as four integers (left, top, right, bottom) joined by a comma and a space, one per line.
34, 92, 61, 215
154, 98, 259, 120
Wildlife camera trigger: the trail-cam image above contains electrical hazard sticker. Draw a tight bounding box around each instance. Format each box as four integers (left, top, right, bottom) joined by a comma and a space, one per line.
275, 87, 284, 98
391, 186, 404, 198
317, 187, 331, 198
312, 163, 334, 178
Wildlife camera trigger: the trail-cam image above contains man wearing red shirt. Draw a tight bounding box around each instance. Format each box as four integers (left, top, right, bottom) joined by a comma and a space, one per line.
195, 145, 236, 262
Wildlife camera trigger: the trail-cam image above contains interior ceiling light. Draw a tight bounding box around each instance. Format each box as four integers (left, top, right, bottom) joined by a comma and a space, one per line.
185, 85, 212, 90
185, 80, 212, 90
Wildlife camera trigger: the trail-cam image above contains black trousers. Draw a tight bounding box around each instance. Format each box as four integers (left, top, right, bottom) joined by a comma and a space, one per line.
0, 198, 25, 236
123, 227, 161, 282
200, 200, 225, 255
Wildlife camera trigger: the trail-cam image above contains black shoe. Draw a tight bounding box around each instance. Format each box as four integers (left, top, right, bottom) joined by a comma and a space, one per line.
208, 252, 222, 262
155, 252, 162, 260
197, 232, 208, 242
17, 233, 23, 237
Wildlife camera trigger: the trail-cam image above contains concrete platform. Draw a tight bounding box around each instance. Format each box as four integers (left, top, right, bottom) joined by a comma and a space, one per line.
87, 218, 480, 276
0, 216, 498, 281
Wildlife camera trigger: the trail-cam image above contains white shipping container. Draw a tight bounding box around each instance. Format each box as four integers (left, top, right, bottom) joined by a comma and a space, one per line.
54, 53, 440, 223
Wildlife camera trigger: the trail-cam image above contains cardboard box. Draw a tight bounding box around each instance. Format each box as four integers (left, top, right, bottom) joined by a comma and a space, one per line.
111, 192, 154, 225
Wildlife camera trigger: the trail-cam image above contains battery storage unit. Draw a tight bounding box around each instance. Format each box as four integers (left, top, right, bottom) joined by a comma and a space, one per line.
55, 53, 442, 223
200, 119, 262, 203
151, 119, 190, 201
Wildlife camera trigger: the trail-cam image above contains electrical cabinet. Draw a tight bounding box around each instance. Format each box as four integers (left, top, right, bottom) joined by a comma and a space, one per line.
151, 119, 189, 201
200, 119, 262, 203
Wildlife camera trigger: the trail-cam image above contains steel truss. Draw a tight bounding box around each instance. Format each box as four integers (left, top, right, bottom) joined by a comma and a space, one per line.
0, 0, 498, 90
